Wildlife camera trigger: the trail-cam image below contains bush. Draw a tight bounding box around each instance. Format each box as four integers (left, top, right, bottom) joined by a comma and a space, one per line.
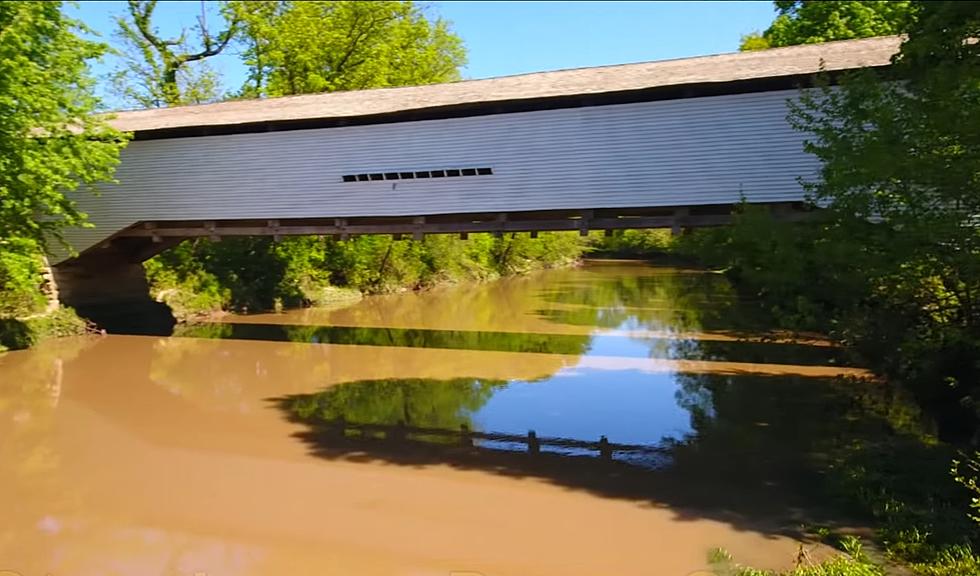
0, 237, 48, 317
144, 232, 586, 318
0, 307, 88, 351
587, 228, 674, 257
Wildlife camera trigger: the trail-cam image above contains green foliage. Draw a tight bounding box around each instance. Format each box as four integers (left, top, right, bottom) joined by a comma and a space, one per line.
143, 240, 230, 318
225, 0, 466, 97
145, 233, 585, 318
491, 232, 583, 274
0, 1, 127, 249
287, 377, 504, 431
953, 453, 980, 525
587, 229, 674, 257
0, 2, 123, 350
684, 2, 980, 442
740, 1, 912, 51
111, 0, 237, 107
0, 307, 88, 352
0, 238, 47, 317
679, 7, 980, 572
726, 555, 884, 576
739, 32, 771, 51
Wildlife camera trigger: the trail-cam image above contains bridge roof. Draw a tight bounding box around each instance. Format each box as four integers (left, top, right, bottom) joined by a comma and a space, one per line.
109, 35, 901, 136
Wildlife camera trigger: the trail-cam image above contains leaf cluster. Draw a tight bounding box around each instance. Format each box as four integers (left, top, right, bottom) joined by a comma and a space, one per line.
0, 1, 127, 249
740, 1, 912, 51
225, 0, 466, 97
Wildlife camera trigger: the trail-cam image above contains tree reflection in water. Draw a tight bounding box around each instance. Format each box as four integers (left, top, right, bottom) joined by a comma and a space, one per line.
287, 377, 505, 432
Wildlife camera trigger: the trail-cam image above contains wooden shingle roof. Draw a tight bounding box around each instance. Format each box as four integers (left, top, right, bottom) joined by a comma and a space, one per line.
108, 35, 902, 134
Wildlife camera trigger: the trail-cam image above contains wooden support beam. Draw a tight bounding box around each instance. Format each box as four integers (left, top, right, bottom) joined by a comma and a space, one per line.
493, 213, 507, 239
335, 218, 348, 241
671, 208, 689, 237
579, 209, 594, 237
204, 220, 219, 242
117, 205, 816, 242
121, 214, 736, 238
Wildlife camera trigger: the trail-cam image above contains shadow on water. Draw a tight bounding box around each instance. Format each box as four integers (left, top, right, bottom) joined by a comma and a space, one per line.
268, 370, 965, 540
177, 323, 594, 355
173, 322, 850, 366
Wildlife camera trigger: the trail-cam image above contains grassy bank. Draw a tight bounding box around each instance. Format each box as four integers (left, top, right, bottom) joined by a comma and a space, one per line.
145, 232, 585, 320
0, 238, 90, 352
0, 308, 90, 352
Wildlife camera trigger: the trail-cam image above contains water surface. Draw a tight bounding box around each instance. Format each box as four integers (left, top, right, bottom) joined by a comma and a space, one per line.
0, 261, 869, 575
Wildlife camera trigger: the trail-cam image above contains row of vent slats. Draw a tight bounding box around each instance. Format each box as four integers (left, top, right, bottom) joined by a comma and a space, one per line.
59, 89, 818, 260
342, 167, 492, 182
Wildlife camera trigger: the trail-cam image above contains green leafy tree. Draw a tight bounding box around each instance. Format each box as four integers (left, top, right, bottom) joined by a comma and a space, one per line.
689, 1, 980, 441
225, 0, 466, 97
111, 0, 238, 107
0, 1, 127, 249
740, 1, 912, 51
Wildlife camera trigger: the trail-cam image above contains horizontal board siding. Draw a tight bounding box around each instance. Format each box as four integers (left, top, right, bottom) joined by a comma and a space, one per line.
59, 89, 817, 261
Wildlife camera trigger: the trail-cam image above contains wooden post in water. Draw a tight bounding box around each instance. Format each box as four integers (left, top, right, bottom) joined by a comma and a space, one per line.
333, 416, 347, 440
598, 435, 612, 461
460, 423, 473, 447
527, 430, 540, 455
391, 420, 407, 443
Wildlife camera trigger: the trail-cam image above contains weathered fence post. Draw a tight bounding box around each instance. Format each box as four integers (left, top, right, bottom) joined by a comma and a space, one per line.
598, 435, 612, 461
527, 430, 540, 455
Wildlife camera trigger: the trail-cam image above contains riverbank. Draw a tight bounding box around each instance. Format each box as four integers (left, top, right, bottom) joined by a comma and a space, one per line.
0, 307, 91, 352
0, 239, 92, 352
663, 222, 980, 575
146, 232, 586, 322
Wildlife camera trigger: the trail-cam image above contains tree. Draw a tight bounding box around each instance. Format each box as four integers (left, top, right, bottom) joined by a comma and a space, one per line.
111, 0, 238, 108
0, 1, 127, 249
696, 1, 980, 440
225, 0, 466, 97
740, 1, 912, 51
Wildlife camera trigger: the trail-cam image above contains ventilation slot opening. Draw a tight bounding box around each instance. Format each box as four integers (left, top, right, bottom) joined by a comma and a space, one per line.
342, 167, 494, 183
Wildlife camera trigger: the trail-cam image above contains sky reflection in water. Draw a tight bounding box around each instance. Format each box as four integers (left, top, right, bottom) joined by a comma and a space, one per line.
176, 262, 856, 463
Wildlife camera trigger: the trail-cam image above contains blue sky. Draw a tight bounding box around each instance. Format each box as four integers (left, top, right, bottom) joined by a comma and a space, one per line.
67, 1, 777, 109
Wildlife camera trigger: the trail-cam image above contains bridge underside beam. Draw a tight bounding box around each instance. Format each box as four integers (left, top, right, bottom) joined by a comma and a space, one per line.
115, 203, 809, 244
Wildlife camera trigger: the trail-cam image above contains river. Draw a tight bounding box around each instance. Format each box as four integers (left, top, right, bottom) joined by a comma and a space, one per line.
0, 260, 871, 575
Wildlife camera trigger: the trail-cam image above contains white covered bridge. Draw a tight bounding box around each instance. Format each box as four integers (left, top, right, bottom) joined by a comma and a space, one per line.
53, 36, 900, 316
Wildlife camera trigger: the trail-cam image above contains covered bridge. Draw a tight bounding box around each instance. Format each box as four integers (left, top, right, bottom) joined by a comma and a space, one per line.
53, 35, 900, 318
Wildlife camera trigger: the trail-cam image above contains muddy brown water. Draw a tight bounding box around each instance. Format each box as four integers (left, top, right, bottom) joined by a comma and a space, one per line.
0, 261, 870, 575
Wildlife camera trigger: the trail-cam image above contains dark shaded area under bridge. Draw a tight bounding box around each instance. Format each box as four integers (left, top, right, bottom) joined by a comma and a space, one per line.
52, 203, 809, 332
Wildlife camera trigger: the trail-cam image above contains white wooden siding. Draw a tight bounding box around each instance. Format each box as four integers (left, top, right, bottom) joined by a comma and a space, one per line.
59, 88, 816, 262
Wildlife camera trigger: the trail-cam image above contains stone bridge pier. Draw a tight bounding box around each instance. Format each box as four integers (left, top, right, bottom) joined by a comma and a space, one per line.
52, 238, 177, 335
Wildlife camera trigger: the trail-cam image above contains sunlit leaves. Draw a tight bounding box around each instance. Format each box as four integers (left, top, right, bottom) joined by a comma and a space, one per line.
0, 1, 127, 249
740, 1, 912, 51
225, 0, 466, 97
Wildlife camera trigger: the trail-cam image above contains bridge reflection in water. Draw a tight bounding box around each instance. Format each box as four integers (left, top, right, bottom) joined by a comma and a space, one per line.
2, 262, 913, 576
